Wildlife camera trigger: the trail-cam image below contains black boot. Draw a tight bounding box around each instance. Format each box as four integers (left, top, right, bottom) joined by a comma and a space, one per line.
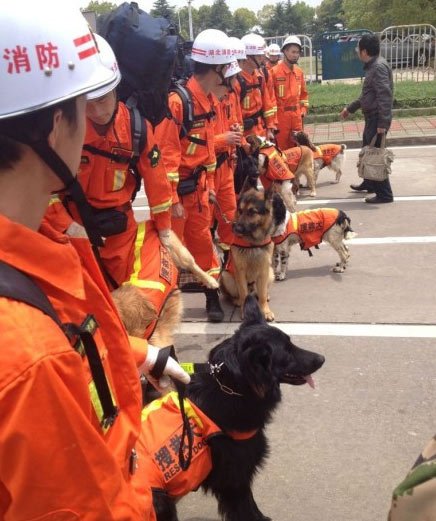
205, 288, 224, 322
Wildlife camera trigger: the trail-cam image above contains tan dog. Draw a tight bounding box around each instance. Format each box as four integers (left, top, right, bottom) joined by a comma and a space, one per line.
271, 198, 355, 280
294, 131, 347, 184
112, 228, 218, 346
282, 144, 316, 197
221, 187, 280, 322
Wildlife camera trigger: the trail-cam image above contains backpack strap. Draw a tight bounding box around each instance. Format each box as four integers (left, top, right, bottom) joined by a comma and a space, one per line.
82, 106, 147, 202
0, 260, 118, 429
237, 74, 263, 103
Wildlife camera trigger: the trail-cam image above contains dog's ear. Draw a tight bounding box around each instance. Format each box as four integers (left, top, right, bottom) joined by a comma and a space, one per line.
271, 192, 287, 227
241, 295, 267, 327
240, 339, 273, 398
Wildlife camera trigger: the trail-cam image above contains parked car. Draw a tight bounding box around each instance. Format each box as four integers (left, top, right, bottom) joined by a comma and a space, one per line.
380, 33, 435, 67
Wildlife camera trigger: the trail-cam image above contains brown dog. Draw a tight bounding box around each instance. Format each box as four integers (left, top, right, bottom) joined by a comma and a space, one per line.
282, 144, 317, 197
221, 187, 284, 321
294, 131, 347, 184
112, 227, 218, 346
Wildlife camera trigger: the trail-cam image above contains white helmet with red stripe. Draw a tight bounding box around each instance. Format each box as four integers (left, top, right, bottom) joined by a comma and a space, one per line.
229, 37, 247, 61
224, 59, 241, 78
241, 33, 266, 56
87, 35, 121, 100
191, 29, 234, 65
267, 43, 281, 56
0, 0, 119, 120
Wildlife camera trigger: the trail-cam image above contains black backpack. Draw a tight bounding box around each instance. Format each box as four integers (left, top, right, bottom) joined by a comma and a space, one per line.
169, 80, 215, 140
97, 1, 178, 128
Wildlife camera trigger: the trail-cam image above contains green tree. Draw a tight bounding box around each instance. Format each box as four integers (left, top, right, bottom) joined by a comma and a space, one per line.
389, 0, 436, 26
177, 6, 200, 39
232, 8, 258, 37
294, 2, 316, 33
82, 1, 117, 15
150, 0, 176, 21
196, 5, 213, 33
257, 4, 276, 30
343, 0, 389, 31
208, 0, 234, 34
315, 0, 345, 32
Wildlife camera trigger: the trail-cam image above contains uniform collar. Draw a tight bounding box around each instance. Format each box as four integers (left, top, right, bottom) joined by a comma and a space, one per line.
187, 76, 215, 114
0, 214, 86, 300
85, 103, 130, 148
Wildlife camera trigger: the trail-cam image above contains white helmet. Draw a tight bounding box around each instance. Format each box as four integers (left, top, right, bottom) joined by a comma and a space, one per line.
241, 33, 266, 56
281, 35, 302, 51
224, 59, 241, 79
191, 29, 234, 65
87, 35, 121, 100
0, 0, 120, 120
229, 37, 246, 61
268, 43, 281, 56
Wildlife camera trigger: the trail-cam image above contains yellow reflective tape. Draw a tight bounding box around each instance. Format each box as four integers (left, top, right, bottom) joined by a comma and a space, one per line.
207, 267, 221, 277
186, 134, 200, 155
49, 195, 61, 205
279, 85, 285, 98
128, 279, 166, 291
150, 198, 172, 214
89, 380, 116, 434
263, 109, 275, 118
128, 221, 146, 285
292, 213, 298, 230
205, 162, 217, 172
167, 172, 179, 182
112, 169, 126, 191
141, 391, 204, 428
243, 96, 250, 110
301, 100, 309, 106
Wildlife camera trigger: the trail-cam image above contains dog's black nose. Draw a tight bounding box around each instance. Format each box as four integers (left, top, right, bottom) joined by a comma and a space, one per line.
315, 354, 325, 369
233, 223, 245, 235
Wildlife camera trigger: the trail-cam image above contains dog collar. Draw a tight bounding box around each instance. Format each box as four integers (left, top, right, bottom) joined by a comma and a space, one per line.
232, 236, 272, 248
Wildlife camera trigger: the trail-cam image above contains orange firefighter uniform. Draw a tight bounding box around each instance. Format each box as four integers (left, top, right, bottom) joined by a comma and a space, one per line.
272, 208, 339, 250
313, 144, 343, 166
138, 391, 257, 499
0, 214, 157, 521
212, 90, 244, 248
271, 61, 309, 150
123, 220, 179, 340
234, 70, 277, 139
154, 76, 220, 280
257, 144, 295, 191
49, 102, 172, 287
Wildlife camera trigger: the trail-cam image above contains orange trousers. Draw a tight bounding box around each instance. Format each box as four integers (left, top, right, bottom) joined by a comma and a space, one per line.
212, 161, 236, 248
172, 180, 220, 280
276, 111, 303, 150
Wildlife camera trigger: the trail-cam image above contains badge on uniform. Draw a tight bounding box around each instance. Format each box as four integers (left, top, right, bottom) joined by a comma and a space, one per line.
148, 145, 161, 168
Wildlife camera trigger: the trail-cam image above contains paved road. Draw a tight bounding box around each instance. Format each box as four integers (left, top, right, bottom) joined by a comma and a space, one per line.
134, 145, 436, 521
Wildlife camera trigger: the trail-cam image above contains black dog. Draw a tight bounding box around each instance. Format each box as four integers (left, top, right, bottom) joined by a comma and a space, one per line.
148, 295, 325, 521
234, 146, 259, 195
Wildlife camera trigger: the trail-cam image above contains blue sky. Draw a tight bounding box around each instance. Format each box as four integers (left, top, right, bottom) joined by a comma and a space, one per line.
76, 0, 321, 14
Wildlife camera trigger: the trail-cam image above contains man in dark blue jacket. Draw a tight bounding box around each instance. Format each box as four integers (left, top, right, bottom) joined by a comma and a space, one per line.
341, 34, 394, 204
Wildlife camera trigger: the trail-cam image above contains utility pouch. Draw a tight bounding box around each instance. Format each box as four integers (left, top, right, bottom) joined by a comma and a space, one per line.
93, 208, 128, 237
177, 166, 206, 196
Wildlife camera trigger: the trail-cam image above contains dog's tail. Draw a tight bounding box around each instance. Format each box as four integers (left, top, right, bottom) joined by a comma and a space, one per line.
341, 144, 347, 152
337, 210, 357, 240
294, 131, 318, 153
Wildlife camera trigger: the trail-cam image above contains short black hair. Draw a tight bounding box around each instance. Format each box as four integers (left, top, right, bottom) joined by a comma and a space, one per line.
358, 34, 380, 57
193, 61, 216, 75
0, 98, 78, 169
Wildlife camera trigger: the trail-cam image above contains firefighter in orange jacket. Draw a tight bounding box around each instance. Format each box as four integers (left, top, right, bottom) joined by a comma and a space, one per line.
264, 43, 282, 70
271, 35, 309, 150
212, 58, 244, 252
235, 33, 277, 141
155, 29, 236, 322
46, 35, 173, 289
0, 8, 188, 521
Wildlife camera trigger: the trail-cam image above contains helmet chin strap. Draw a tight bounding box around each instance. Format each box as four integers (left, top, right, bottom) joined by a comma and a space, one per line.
24, 138, 104, 248
249, 56, 261, 69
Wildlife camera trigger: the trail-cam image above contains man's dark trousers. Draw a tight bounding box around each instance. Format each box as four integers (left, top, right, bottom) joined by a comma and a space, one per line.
359, 115, 394, 201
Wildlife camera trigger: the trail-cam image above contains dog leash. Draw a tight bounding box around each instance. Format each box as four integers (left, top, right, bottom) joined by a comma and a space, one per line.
210, 194, 234, 225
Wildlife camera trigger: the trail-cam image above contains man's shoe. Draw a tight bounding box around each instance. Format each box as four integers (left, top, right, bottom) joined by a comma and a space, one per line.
350, 183, 374, 192
205, 289, 224, 322
365, 196, 393, 204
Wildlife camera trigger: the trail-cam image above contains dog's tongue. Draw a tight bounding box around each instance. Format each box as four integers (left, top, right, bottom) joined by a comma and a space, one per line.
304, 375, 316, 389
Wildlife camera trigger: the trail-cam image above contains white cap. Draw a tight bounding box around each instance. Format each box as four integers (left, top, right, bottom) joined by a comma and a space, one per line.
224, 59, 241, 78
191, 29, 234, 65
268, 43, 281, 56
241, 33, 266, 56
281, 35, 302, 51
229, 36, 247, 61
0, 0, 120, 120
87, 35, 121, 100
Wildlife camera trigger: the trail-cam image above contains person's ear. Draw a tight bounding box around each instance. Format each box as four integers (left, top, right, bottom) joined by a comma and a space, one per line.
47, 109, 63, 149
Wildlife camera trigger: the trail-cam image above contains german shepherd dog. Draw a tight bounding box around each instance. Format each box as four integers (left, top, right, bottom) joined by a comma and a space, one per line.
144, 296, 325, 521
294, 131, 347, 185
221, 187, 284, 322
112, 228, 218, 346
270, 196, 355, 280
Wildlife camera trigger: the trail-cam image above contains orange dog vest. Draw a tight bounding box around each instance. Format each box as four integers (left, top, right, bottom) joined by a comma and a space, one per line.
272, 208, 339, 250
282, 146, 303, 173
140, 392, 256, 499
314, 144, 343, 166
259, 145, 295, 181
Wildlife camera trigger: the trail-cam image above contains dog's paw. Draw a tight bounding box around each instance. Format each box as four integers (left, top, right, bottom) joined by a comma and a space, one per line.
233, 298, 243, 307
309, 191, 316, 197
275, 273, 286, 281
264, 309, 275, 322
206, 277, 219, 290
332, 264, 345, 273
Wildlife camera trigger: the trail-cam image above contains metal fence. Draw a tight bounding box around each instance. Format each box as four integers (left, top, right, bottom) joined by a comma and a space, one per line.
265, 24, 436, 83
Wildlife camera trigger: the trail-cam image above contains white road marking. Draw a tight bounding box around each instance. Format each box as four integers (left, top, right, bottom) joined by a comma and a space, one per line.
177, 322, 436, 338
344, 236, 436, 245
